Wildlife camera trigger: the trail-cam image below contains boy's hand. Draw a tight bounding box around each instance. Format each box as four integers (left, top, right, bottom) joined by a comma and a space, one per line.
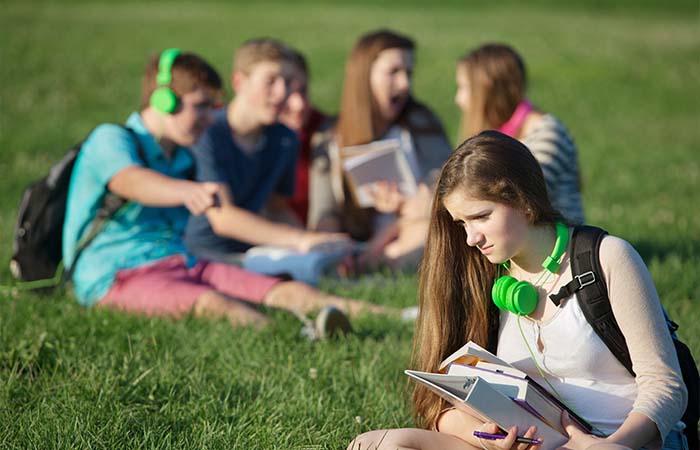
183, 181, 220, 216
296, 231, 351, 253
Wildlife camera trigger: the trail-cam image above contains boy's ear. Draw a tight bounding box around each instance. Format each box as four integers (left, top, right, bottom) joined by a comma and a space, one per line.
231, 70, 247, 95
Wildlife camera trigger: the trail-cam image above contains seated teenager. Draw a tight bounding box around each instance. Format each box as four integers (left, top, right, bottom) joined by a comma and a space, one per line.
278, 46, 333, 227
63, 49, 390, 333
183, 38, 344, 266
455, 43, 585, 224
308, 29, 453, 272
347, 132, 687, 450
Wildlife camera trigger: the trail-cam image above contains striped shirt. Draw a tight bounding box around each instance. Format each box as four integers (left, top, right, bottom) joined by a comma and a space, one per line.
521, 114, 585, 224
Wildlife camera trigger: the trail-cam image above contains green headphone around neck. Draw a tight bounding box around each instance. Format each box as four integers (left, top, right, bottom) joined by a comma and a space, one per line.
491, 222, 569, 316
150, 48, 181, 114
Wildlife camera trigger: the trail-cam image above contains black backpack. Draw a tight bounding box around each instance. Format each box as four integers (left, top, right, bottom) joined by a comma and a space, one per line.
10, 126, 144, 286
550, 225, 699, 446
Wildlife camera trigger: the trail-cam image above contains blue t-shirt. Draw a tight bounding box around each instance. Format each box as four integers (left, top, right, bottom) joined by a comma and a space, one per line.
62, 112, 195, 306
184, 107, 299, 254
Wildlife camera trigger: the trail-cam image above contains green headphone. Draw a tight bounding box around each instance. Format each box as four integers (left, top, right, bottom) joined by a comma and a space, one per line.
150, 48, 181, 114
491, 222, 569, 316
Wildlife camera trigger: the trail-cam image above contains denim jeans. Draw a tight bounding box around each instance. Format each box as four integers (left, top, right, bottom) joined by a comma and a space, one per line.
661, 430, 689, 450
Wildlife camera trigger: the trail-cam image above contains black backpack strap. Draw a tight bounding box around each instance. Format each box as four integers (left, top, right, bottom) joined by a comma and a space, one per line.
550, 226, 699, 440
65, 126, 146, 280
549, 225, 635, 376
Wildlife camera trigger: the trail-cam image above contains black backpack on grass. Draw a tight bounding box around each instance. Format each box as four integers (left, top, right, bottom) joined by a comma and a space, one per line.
9, 127, 144, 286
550, 225, 699, 446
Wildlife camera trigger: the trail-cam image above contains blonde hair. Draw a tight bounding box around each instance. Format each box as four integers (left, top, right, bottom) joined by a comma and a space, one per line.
233, 38, 294, 74
457, 43, 527, 140
411, 130, 564, 428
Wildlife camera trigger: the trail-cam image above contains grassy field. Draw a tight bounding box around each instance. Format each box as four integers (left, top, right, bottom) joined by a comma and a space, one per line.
1, 1, 698, 448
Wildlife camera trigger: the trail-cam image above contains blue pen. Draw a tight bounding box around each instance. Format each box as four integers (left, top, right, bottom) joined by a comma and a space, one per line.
473, 431, 542, 445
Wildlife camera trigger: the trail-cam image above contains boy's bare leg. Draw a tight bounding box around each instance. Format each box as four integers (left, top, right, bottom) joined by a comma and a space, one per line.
347, 428, 479, 450
262, 281, 394, 317
193, 290, 270, 328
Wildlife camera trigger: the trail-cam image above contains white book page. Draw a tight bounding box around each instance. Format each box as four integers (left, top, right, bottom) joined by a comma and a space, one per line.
341, 139, 417, 207
439, 341, 523, 376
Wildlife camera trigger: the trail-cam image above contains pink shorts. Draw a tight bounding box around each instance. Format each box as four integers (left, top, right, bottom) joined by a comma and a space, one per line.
100, 255, 281, 317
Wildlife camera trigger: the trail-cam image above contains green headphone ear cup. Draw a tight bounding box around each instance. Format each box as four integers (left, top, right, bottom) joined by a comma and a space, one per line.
509, 281, 538, 315
492, 276, 517, 311
150, 86, 178, 114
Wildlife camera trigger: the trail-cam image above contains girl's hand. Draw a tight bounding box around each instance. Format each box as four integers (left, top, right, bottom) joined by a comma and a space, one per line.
555, 411, 604, 450
399, 183, 432, 220
370, 181, 405, 213
476, 423, 540, 450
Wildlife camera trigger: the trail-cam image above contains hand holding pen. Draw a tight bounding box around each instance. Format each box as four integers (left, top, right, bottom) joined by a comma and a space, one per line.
473, 424, 541, 450
474, 431, 542, 445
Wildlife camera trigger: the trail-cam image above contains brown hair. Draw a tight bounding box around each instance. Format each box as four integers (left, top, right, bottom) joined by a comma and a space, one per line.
335, 29, 415, 147
288, 46, 309, 78
457, 43, 527, 139
141, 51, 222, 109
233, 37, 295, 74
411, 130, 564, 428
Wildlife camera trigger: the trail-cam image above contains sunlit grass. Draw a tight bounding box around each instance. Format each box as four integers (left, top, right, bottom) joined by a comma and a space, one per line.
1, 1, 698, 448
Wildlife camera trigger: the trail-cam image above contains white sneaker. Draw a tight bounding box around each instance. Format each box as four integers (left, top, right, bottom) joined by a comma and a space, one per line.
400, 306, 420, 322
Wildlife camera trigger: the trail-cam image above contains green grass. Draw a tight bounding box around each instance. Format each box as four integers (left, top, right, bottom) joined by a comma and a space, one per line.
1, 1, 699, 448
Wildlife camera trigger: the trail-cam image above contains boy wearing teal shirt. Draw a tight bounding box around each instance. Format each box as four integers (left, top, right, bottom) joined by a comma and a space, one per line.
63, 49, 386, 328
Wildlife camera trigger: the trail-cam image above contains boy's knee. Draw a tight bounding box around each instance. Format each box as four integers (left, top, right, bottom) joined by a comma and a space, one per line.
264, 279, 316, 303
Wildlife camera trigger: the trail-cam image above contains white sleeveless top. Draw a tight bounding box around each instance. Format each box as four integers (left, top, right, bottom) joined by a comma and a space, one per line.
497, 294, 637, 436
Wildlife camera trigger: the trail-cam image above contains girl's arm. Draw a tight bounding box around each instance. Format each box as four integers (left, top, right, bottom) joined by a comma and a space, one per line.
598, 235, 687, 449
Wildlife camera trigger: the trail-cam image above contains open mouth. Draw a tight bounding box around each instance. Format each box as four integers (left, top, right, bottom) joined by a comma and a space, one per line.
390, 94, 407, 109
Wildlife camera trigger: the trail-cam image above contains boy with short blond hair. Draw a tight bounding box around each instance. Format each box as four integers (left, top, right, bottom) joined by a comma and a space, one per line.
233, 38, 294, 73
184, 38, 335, 263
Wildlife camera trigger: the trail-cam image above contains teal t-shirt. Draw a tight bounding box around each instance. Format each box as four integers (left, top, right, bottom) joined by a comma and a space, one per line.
62, 112, 194, 306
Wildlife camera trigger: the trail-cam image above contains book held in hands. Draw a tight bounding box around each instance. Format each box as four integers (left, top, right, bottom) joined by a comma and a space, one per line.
406, 341, 595, 450
341, 138, 418, 208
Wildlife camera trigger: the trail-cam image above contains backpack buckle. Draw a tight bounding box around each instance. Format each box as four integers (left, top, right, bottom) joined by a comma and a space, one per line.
576, 271, 596, 289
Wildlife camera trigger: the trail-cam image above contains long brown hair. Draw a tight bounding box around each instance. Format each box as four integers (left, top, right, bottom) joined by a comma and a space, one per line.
411, 130, 563, 428
457, 43, 527, 140
335, 29, 415, 147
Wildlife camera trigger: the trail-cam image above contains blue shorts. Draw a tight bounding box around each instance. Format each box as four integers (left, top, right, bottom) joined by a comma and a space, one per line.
662, 430, 688, 450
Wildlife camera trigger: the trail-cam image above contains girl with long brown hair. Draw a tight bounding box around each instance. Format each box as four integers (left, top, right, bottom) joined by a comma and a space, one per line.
456, 43, 585, 225
308, 29, 452, 271
347, 131, 687, 450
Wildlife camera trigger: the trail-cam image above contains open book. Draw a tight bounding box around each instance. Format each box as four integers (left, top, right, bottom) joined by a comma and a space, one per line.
406, 341, 594, 450
341, 138, 417, 208
241, 241, 352, 286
